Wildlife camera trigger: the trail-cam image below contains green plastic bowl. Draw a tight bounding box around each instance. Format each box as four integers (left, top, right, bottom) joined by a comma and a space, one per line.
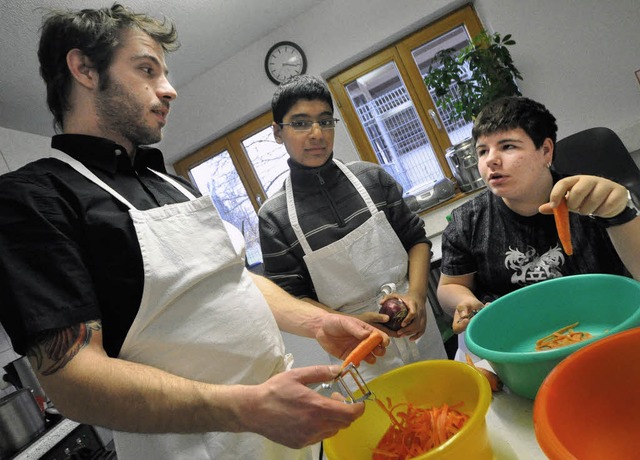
465, 274, 640, 400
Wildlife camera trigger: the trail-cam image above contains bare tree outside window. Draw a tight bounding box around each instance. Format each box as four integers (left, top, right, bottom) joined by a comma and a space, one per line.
189, 126, 290, 266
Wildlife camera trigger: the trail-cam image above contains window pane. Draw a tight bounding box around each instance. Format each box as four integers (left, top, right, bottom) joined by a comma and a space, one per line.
189, 151, 263, 266
411, 26, 473, 146
344, 61, 445, 195
242, 126, 290, 198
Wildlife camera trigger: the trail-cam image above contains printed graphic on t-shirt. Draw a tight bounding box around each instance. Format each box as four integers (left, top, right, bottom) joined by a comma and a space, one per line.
505, 244, 565, 285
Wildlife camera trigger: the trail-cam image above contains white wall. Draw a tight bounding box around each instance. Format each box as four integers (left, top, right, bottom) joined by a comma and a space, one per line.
155, 0, 640, 167
473, 0, 640, 149
159, 0, 466, 166
0, 126, 51, 171
1, 0, 638, 171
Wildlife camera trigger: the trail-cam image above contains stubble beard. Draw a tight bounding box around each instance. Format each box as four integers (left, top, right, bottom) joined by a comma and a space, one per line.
95, 74, 162, 148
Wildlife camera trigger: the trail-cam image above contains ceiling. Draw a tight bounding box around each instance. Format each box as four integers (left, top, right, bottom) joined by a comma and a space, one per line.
0, 0, 325, 138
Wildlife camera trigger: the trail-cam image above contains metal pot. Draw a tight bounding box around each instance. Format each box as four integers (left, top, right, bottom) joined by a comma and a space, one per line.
3, 356, 48, 411
0, 388, 46, 459
445, 139, 485, 192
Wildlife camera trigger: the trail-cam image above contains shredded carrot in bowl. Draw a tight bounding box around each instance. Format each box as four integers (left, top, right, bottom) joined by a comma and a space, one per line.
372, 398, 470, 459
535, 322, 593, 351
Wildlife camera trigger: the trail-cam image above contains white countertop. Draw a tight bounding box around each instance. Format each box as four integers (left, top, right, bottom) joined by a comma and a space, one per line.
487, 392, 546, 459
476, 361, 546, 459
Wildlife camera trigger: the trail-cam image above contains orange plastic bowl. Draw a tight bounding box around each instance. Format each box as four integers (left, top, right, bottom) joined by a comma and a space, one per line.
533, 327, 640, 459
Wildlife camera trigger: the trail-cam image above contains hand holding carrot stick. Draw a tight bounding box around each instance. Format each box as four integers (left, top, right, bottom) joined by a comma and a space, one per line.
313, 314, 389, 366
539, 176, 631, 256
539, 176, 629, 218
341, 331, 384, 369
552, 198, 573, 255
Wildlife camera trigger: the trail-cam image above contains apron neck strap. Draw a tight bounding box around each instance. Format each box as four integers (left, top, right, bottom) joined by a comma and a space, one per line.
147, 169, 197, 200
285, 159, 379, 255
51, 149, 137, 209
285, 175, 313, 254
49, 149, 196, 209
332, 160, 378, 215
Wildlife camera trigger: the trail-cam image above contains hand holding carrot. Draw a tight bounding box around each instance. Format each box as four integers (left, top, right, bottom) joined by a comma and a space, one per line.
539, 175, 629, 218
539, 176, 630, 256
341, 331, 383, 369
314, 314, 389, 366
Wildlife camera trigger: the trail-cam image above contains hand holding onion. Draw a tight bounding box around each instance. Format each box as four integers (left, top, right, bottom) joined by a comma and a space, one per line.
378, 298, 409, 331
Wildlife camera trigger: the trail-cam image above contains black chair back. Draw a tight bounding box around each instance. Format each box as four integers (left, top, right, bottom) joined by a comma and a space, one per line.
552, 127, 640, 207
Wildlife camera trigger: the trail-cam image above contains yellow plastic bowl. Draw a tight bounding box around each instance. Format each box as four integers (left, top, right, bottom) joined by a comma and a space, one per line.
324, 360, 493, 460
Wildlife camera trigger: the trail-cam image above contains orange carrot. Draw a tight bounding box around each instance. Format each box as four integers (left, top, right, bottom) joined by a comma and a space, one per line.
553, 198, 573, 255
341, 331, 383, 369
465, 354, 503, 392
535, 322, 593, 351
372, 398, 470, 459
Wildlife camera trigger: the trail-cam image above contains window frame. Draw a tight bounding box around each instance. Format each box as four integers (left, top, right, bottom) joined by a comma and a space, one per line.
174, 5, 486, 214
173, 111, 275, 212
327, 4, 484, 200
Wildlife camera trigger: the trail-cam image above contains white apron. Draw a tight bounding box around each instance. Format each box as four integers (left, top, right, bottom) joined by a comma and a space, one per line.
286, 160, 445, 385
53, 152, 310, 460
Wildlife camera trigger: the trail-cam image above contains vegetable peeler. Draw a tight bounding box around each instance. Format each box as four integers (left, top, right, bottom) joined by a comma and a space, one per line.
318, 332, 384, 403
319, 362, 374, 404
335, 362, 374, 403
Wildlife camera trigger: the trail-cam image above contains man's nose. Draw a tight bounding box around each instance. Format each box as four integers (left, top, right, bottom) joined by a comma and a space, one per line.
159, 76, 177, 101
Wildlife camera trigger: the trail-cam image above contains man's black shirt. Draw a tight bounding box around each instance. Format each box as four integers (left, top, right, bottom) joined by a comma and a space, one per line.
0, 134, 198, 356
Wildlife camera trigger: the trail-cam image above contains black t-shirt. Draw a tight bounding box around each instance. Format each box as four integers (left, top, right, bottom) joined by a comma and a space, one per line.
0, 134, 198, 356
441, 189, 631, 303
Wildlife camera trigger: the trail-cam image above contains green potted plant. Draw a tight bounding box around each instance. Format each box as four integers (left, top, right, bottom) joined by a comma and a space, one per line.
424, 31, 523, 123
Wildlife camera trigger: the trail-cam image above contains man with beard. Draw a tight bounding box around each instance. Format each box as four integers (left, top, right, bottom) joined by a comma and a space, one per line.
0, 4, 389, 459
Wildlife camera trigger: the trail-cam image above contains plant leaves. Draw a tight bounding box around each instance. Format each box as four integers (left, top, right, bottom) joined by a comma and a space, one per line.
423, 31, 522, 121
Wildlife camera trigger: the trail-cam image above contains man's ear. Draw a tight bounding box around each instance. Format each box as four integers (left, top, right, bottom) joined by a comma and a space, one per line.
272, 122, 283, 144
66, 49, 98, 89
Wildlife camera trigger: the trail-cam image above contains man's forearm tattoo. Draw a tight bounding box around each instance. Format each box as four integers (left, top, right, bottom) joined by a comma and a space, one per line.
29, 321, 102, 375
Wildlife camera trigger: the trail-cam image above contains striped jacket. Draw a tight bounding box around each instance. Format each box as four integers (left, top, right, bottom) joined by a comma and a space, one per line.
258, 156, 430, 299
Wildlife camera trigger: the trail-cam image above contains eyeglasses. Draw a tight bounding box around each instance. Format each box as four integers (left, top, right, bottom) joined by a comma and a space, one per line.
278, 118, 339, 131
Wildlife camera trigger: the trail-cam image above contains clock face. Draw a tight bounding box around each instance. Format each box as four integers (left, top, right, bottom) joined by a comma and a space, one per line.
265, 41, 307, 85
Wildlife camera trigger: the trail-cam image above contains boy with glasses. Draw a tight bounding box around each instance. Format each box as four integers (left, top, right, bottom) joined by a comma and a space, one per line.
259, 75, 447, 382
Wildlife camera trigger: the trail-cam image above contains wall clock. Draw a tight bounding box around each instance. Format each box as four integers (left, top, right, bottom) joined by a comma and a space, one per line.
264, 41, 307, 85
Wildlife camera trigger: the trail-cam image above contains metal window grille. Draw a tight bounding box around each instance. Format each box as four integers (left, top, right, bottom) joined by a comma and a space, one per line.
353, 87, 446, 191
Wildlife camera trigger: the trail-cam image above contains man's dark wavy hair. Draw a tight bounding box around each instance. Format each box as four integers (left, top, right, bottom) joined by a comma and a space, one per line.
472, 96, 558, 149
38, 3, 179, 132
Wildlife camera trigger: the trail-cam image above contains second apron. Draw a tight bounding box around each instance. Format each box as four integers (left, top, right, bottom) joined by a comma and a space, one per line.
53, 152, 310, 460
286, 160, 445, 384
